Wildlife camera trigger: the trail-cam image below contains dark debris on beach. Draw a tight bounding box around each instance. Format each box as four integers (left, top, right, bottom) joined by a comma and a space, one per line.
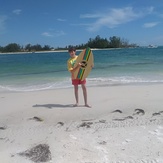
0, 126, 6, 130
78, 122, 93, 128
57, 122, 64, 126
18, 144, 51, 163
29, 116, 44, 122
111, 109, 123, 113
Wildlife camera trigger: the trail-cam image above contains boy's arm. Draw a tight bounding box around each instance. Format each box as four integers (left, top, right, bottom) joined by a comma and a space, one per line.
67, 61, 81, 73
69, 63, 81, 73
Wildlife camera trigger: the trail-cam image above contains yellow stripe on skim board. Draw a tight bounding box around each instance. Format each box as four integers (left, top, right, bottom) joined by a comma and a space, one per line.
77, 48, 91, 79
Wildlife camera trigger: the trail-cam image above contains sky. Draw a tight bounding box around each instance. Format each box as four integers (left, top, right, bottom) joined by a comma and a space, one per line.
0, 0, 163, 48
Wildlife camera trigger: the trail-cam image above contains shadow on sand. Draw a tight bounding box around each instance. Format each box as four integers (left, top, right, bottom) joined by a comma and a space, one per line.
33, 104, 74, 109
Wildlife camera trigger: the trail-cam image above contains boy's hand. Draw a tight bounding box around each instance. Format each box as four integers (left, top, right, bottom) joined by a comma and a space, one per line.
78, 62, 82, 67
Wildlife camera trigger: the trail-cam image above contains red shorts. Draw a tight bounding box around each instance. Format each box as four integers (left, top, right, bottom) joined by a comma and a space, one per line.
72, 79, 86, 85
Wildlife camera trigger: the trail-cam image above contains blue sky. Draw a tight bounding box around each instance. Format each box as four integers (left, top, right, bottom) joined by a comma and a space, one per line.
1, 0, 163, 48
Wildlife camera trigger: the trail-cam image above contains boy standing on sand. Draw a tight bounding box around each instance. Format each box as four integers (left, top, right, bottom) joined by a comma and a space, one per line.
67, 47, 91, 108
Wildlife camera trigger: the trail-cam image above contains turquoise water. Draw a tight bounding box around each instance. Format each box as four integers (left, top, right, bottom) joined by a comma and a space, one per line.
0, 47, 163, 92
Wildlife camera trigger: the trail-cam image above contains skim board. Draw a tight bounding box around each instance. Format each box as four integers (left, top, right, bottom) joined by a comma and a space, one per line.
73, 47, 94, 81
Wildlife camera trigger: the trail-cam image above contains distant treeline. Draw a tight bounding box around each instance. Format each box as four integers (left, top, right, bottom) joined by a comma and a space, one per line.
0, 35, 138, 53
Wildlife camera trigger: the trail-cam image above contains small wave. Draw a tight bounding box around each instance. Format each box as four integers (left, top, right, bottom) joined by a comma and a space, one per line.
87, 76, 163, 86
0, 69, 67, 78
0, 80, 72, 92
1, 76, 163, 92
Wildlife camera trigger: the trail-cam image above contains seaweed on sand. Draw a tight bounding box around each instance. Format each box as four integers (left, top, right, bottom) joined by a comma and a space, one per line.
19, 144, 51, 163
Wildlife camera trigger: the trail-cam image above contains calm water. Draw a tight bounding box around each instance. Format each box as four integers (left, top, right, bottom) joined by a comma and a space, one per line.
0, 47, 163, 92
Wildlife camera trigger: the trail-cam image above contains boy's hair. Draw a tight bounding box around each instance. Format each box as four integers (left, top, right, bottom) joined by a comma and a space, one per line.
68, 47, 76, 52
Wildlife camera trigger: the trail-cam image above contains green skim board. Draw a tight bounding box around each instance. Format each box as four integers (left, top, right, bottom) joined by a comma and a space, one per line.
73, 47, 94, 81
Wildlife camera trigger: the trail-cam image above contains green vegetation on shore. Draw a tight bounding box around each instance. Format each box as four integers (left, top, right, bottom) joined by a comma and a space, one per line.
0, 35, 138, 53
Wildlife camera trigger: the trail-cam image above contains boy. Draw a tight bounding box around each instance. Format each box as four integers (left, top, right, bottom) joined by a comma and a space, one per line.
67, 47, 91, 108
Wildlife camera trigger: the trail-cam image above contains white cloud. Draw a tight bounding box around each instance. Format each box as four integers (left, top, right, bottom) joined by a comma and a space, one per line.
0, 15, 7, 34
54, 30, 65, 36
13, 9, 22, 15
146, 6, 154, 14
159, 14, 163, 18
80, 13, 102, 19
143, 22, 159, 28
42, 30, 65, 37
57, 18, 66, 22
80, 7, 154, 32
42, 32, 54, 37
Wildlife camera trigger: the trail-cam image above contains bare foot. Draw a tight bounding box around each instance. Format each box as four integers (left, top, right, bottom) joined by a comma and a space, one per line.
85, 104, 92, 108
73, 104, 79, 107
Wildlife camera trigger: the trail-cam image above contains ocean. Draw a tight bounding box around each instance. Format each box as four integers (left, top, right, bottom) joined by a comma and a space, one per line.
0, 47, 163, 92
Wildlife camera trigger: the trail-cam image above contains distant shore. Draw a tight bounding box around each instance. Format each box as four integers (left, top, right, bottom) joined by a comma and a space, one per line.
0, 47, 139, 55
0, 50, 67, 55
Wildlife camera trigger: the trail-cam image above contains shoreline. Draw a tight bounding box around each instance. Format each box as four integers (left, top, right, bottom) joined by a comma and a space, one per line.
0, 83, 163, 162
1, 81, 163, 93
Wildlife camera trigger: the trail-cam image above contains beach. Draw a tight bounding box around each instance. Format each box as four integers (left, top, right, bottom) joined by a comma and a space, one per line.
0, 84, 163, 163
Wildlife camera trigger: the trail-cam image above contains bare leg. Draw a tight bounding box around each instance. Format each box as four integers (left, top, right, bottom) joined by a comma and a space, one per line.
81, 84, 91, 108
74, 85, 79, 106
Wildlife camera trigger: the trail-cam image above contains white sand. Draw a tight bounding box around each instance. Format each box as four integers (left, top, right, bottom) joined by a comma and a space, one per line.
0, 84, 163, 163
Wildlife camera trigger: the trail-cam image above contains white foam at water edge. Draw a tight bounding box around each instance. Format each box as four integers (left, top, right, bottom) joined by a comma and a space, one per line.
87, 77, 163, 86
0, 80, 72, 92
1, 76, 163, 92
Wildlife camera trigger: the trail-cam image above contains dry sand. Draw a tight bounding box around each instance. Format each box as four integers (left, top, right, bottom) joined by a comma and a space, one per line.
0, 84, 163, 163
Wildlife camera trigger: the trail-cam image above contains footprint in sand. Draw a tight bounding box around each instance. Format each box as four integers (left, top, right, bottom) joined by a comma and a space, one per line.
78, 122, 93, 128
111, 109, 123, 113
124, 116, 134, 120
29, 116, 44, 122
98, 141, 107, 145
0, 126, 6, 130
133, 108, 145, 116
152, 111, 163, 117
152, 112, 161, 117
113, 118, 125, 121
56, 122, 64, 127
113, 116, 134, 121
